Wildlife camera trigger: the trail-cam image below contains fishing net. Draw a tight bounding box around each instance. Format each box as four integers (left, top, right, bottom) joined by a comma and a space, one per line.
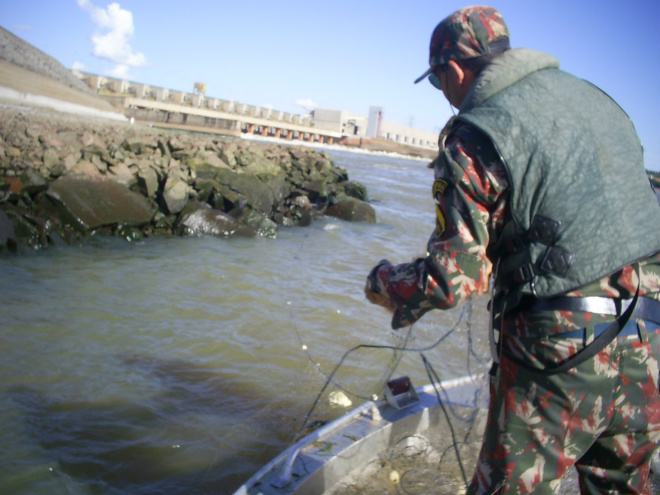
325, 405, 487, 495
289, 294, 660, 495
288, 297, 493, 495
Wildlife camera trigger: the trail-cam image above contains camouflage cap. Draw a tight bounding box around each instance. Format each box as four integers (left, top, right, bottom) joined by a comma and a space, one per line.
414, 5, 510, 84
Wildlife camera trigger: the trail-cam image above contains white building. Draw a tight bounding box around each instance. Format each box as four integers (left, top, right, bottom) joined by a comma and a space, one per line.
312, 109, 368, 137
366, 106, 383, 138
312, 106, 437, 149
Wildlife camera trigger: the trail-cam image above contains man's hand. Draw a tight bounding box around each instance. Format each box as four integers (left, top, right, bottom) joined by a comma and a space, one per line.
365, 259, 395, 313
476, 260, 493, 295
364, 285, 395, 313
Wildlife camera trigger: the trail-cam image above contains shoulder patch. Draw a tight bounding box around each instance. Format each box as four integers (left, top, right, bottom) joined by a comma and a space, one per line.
432, 179, 450, 237
435, 205, 446, 237
433, 178, 449, 196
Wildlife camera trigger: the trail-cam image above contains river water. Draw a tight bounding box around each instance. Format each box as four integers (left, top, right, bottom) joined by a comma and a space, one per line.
0, 147, 492, 495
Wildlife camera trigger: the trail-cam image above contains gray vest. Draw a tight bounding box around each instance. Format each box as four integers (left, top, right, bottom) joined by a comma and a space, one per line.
453, 49, 660, 299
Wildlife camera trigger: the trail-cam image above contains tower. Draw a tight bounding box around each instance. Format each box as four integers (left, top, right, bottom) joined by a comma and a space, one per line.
366, 106, 383, 138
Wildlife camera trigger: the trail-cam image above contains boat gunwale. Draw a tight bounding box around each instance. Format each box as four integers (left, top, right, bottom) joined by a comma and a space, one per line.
232, 373, 488, 495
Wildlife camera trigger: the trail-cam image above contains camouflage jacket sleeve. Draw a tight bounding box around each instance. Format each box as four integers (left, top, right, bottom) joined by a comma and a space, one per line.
371, 123, 509, 328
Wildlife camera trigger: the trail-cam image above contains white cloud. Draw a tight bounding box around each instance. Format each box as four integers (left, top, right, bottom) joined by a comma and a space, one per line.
295, 98, 317, 109
76, 0, 147, 70
72, 61, 87, 72
105, 63, 131, 79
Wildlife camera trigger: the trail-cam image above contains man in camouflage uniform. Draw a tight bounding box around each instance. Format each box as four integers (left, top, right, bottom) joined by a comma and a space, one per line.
365, 6, 660, 494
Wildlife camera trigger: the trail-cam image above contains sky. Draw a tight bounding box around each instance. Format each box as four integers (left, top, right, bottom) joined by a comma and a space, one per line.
2, 0, 660, 170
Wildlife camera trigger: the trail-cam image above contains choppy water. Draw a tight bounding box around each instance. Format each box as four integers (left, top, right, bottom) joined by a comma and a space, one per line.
0, 148, 491, 495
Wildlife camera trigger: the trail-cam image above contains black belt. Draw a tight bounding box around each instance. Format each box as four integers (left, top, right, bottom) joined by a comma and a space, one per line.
501, 275, 660, 374
529, 296, 660, 324
558, 319, 642, 340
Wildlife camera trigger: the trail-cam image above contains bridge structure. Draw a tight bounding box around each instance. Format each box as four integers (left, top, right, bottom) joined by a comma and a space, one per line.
81, 73, 438, 151
100, 94, 342, 145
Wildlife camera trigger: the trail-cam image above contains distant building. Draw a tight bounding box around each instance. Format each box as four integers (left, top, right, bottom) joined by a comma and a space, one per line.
84, 74, 107, 91
130, 83, 151, 99
153, 87, 169, 101
312, 106, 437, 149
312, 109, 367, 136
108, 79, 129, 94
76, 71, 438, 150
366, 106, 383, 138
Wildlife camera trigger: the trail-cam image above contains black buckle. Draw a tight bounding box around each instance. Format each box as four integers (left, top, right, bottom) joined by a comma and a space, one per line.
539, 246, 574, 277
514, 263, 536, 283
506, 235, 526, 253
528, 215, 560, 245
506, 215, 560, 254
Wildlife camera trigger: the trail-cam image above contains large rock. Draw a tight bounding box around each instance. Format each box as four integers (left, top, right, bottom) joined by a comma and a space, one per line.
47, 176, 155, 231
176, 202, 254, 237
108, 162, 137, 188
136, 165, 159, 198
326, 198, 376, 223
186, 151, 231, 178
0, 209, 17, 251
235, 148, 283, 176
343, 180, 370, 202
19, 170, 48, 195
214, 168, 289, 216
234, 206, 278, 238
162, 176, 190, 214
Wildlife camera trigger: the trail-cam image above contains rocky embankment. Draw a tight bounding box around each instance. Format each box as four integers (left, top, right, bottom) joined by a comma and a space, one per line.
0, 105, 375, 253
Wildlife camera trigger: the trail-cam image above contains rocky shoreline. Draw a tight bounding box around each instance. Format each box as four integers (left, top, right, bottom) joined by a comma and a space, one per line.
0, 103, 376, 254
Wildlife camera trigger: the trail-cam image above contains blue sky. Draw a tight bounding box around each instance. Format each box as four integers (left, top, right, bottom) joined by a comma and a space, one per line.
2, 1, 660, 170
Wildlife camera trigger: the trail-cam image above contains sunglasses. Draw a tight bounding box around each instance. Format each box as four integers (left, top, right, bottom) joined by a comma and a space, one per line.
428, 63, 449, 90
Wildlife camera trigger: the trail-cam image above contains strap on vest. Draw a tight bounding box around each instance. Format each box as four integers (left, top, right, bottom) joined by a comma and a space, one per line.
501, 264, 647, 375
502, 214, 576, 283
513, 246, 575, 283
530, 295, 660, 324
506, 214, 560, 253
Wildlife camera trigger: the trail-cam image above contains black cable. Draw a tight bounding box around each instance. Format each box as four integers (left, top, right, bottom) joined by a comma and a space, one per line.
296, 302, 469, 435
421, 352, 469, 489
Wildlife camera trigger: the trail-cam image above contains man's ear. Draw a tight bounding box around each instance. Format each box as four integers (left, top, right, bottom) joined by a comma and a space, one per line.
447, 59, 465, 88
447, 59, 476, 107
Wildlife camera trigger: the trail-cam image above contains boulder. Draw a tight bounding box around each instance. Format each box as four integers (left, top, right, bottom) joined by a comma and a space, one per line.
326, 198, 376, 223
108, 162, 137, 188
186, 151, 231, 179
0, 209, 17, 251
62, 150, 81, 171
343, 180, 370, 202
122, 137, 155, 155
162, 176, 190, 214
214, 168, 289, 216
235, 148, 283, 176
19, 170, 48, 196
42, 148, 61, 171
47, 176, 155, 231
176, 201, 254, 237
67, 159, 102, 179
302, 179, 329, 203
167, 136, 185, 153
3, 206, 41, 248
234, 206, 278, 238
136, 165, 159, 199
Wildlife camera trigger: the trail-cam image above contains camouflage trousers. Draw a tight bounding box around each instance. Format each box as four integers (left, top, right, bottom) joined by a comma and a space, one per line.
467, 319, 660, 494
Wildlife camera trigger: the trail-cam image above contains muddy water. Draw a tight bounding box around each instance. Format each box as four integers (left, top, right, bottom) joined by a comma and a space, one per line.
0, 149, 492, 495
